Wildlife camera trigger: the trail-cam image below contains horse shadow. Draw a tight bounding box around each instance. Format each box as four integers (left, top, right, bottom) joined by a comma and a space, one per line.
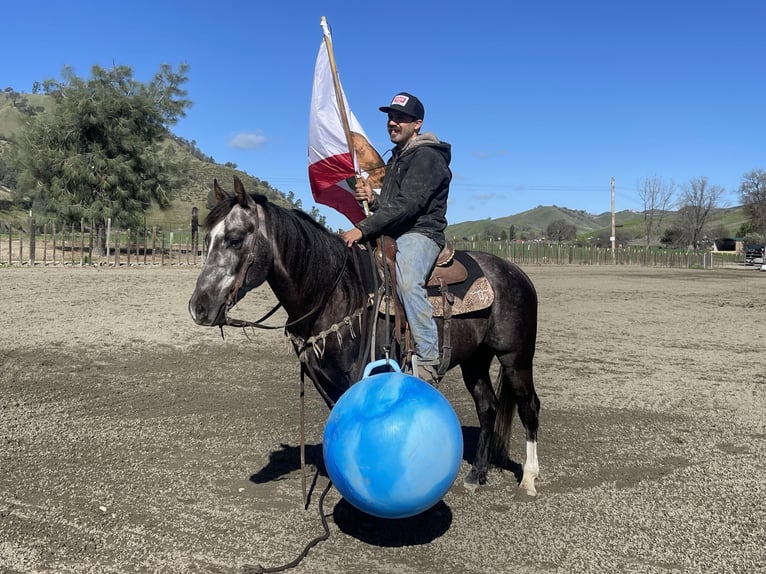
248, 442, 326, 484
250, 426, 524, 484
247, 426, 523, 545
248, 426, 523, 484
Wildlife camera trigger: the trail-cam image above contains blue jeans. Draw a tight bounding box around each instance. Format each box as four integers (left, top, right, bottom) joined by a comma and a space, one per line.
395, 233, 440, 364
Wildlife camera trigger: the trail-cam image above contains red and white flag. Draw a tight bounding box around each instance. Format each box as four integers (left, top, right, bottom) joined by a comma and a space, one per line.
307, 27, 371, 225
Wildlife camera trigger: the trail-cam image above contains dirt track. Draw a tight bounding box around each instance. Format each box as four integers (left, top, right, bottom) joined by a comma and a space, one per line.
1, 264, 764, 574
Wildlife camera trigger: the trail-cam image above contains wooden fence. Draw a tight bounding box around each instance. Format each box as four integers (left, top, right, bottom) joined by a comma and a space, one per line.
0, 219, 745, 269
0, 217, 201, 267
450, 240, 742, 269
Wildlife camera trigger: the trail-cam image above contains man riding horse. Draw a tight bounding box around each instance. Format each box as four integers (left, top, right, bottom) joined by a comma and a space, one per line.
341, 92, 451, 386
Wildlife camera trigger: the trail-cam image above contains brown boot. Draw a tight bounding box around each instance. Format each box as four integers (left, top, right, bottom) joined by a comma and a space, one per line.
417, 363, 441, 387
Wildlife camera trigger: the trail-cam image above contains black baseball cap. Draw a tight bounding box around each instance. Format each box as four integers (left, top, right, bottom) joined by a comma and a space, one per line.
379, 92, 425, 121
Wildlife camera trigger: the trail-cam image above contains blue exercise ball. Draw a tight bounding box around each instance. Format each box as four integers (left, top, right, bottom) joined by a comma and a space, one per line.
323, 360, 463, 519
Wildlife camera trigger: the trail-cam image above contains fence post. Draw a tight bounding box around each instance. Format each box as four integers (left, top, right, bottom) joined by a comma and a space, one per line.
114, 230, 120, 267
44, 222, 49, 265
105, 218, 112, 266
51, 221, 56, 265
29, 216, 36, 266
6, 223, 11, 266
191, 207, 199, 265
95, 227, 101, 266
152, 226, 157, 265
80, 218, 85, 266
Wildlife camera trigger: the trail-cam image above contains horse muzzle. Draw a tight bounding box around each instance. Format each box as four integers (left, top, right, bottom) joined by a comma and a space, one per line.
188, 295, 228, 327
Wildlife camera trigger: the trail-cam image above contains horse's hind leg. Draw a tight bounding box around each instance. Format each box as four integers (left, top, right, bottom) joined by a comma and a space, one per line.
460, 351, 498, 491
497, 359, 540, 497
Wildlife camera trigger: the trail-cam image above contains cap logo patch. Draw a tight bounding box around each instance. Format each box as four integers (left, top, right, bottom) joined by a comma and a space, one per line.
392, 95, 409, 106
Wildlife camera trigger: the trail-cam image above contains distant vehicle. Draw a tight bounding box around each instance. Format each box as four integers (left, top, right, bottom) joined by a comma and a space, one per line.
745, 244, 765, 265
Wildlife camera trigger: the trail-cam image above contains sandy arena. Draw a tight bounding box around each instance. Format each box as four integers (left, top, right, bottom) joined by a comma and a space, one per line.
1, 264, 764, 573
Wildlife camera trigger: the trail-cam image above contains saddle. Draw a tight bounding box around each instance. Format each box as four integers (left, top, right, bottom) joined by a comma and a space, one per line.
373, 236, 494, 376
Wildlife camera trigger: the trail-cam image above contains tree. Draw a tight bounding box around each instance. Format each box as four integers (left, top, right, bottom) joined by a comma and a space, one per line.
678, 177, 724, 249
12, 64, 191, 240
308, 205, 327, 228
739, 168, 766, 234
484, 223, 501, 241
676, 176, 724, 248
545, 218, 577, 242
660, 226, 684, 248
637, 175, 674, 244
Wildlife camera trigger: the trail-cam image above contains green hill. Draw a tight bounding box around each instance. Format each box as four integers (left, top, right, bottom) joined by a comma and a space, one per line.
445, 204, 749, 243
0, 91, 292, 229
0, 90, 751, 242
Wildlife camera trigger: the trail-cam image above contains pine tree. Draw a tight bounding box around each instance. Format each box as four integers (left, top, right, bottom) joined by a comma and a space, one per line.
13, 64, 192, 239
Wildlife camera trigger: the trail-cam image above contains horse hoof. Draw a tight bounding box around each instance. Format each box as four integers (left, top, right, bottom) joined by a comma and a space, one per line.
463, 479, 479, 493
463, 469, 485, 492
516, 480, 538, 500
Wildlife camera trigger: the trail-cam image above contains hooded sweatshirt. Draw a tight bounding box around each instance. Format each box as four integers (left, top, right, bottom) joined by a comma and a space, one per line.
356, 132, 451, 249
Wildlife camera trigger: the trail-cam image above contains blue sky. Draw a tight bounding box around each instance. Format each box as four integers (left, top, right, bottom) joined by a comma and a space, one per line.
5, 1, 765, 230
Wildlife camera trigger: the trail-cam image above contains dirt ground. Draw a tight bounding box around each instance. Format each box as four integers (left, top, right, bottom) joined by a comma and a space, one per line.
1, 264, 764, 574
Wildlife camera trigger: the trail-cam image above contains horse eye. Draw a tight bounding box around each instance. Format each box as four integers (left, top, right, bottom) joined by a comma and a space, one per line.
230, 239, 243, 249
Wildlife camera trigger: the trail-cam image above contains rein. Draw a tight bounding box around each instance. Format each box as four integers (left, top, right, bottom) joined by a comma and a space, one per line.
209, 200, 385, 572
222, 251, 351, 334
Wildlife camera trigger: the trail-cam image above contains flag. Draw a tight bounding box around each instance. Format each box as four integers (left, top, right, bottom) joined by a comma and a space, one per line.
308, 29, 374, 225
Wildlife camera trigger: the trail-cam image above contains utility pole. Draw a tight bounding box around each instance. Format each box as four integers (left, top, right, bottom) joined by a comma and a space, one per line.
610, 177, 616, 263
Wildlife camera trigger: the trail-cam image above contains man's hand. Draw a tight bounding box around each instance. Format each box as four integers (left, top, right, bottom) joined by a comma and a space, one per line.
340, 227, 363, 248
354, 179, 375, 205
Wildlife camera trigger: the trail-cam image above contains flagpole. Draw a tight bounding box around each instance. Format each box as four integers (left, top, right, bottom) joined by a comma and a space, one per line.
320, 16, 369, 216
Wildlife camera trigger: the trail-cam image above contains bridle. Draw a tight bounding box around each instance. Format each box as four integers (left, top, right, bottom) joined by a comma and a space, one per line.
217, 205, 353, 337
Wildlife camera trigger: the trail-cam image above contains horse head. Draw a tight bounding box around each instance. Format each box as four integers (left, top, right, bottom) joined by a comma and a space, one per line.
188, 176, 272, 326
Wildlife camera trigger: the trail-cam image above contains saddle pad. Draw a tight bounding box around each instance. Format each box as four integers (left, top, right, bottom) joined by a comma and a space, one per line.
429, 276, 494, 317
376, 249, 495, 318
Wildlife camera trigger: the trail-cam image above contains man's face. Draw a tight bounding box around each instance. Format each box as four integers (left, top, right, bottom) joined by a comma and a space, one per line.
387, 112, 422, 147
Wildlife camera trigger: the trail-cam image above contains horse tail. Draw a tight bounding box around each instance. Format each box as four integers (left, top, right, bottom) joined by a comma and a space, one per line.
493, 369, 516, 459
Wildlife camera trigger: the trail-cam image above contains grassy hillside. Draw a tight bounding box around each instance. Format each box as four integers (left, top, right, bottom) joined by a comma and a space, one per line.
445, 204, 749, 244
0, 91, 292, 229
445, 205, 616, 240
0, 91, 751, 241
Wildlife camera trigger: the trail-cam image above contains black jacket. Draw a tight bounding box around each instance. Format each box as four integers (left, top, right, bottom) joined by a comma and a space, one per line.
356, 132, 451, 249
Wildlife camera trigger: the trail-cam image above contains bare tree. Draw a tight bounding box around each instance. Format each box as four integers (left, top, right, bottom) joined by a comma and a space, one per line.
545, 219, 577, 242
637, 175, 674, 244
739, 168, 766, 234
676, 176, 724, 248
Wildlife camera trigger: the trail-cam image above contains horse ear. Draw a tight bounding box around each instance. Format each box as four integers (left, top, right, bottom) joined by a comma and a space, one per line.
233, 176, 250, 208
213, 179, 227, 203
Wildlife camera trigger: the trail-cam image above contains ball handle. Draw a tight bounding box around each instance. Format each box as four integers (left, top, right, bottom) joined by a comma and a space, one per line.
361, 358, 402, 379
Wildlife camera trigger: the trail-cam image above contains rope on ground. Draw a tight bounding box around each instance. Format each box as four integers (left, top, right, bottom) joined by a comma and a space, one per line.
241, 479, 334, 574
